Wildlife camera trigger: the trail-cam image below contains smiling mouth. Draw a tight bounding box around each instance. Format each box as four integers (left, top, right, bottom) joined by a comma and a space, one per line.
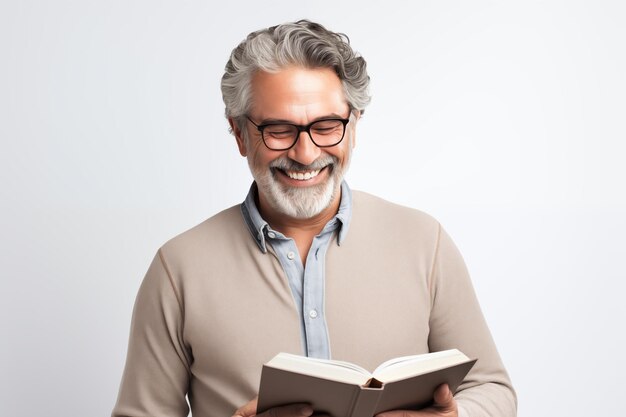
286, 168, 320, 180
273, 166, 330, 181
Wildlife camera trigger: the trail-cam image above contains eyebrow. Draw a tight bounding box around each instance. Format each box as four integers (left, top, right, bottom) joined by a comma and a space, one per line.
258, 112, 348, 125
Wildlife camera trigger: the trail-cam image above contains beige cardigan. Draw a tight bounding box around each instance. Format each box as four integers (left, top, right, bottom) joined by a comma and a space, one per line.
112, 191, 516, 417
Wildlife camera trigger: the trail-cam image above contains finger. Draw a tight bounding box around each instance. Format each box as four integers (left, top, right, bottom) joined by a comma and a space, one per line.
375, 410, 414, 417
261, 403, 314, 417
233, 397, 258, 417
432, 384, 454, 409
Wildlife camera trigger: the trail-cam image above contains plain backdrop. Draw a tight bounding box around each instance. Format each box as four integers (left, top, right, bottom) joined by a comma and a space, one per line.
1, 1, 625, 416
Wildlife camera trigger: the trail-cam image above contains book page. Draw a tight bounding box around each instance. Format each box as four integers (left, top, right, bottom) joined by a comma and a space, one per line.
372, 349, 469, 383
267, 353, 372, 385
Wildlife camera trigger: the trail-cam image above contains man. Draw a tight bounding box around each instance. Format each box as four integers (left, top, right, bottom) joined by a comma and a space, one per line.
112, 20, 516, 417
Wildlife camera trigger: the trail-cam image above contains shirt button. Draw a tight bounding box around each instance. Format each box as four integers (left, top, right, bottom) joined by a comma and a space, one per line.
309, 309, 318, 319
287, 251, 295, 260
267, 231, 276, 239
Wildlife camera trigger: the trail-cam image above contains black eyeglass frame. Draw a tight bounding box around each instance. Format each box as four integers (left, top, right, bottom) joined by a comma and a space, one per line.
246, 115, 351, 151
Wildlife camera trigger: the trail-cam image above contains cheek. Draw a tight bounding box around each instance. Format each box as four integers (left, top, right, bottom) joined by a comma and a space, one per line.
326, 147, 351, 171
340, 137, 354, 159
249, 153, 267, 173
248, 146, 280, 173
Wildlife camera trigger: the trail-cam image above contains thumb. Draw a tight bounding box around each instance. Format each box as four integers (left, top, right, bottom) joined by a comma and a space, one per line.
433, 384, 455, 410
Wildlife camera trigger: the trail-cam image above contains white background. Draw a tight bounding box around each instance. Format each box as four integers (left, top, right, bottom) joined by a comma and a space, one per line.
1, 1, 625, 416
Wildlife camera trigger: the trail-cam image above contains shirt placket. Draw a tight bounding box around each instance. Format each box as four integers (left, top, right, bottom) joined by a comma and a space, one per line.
302, 230, 333, 359
266, 226, 334, 359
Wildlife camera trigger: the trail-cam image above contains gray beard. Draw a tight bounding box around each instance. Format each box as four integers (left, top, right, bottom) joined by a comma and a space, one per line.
249, 154, 348, 219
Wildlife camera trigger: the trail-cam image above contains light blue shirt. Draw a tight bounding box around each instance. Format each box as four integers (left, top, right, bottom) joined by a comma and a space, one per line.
240, 181, 352, 359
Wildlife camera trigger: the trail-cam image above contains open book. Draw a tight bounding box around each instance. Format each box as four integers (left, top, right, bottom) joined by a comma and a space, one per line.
257, 349, 476, 417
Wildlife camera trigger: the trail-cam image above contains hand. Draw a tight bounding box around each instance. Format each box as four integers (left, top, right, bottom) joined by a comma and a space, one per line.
376, 384, 458, 417
232, 396, 316, 417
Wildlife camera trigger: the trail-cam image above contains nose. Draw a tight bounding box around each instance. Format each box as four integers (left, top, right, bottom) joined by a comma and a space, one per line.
287, 131, 321, 166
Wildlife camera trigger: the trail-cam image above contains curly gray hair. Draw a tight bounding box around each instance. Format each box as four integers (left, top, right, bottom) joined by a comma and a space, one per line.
221, 20, 371, 133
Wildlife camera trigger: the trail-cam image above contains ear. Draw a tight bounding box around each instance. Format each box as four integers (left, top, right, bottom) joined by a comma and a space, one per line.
349, 110, 361, 149
229, 117, 248, 157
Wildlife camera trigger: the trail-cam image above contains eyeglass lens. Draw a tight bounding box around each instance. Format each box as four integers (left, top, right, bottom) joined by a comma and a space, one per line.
262, 119, 346, 150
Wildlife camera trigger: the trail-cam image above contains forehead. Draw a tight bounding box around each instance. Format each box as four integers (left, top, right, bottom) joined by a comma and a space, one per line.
249, 66, 348, 121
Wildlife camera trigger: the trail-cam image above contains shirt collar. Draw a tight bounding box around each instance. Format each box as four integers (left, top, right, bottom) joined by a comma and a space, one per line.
240, 180, 353, 253
334, 180, 352, 245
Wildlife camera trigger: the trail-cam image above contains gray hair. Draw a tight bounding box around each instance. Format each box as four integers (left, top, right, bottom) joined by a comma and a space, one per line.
221, 20, 371, 132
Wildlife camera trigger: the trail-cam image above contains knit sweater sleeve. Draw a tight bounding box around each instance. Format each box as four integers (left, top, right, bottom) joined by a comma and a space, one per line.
427, 225, 517, 417
111, 250, 192, 417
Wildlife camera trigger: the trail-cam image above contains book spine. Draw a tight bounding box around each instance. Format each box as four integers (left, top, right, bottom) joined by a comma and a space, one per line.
348, 387, 383, 417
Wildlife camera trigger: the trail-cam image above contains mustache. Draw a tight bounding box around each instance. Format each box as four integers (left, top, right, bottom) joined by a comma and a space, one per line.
269, 155, 337, 171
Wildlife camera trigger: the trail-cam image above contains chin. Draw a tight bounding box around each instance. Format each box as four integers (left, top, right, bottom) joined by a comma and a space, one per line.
253, 168, 340, 219
268, 176, 339, 219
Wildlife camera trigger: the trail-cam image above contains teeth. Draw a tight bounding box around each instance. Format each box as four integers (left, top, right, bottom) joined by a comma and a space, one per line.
286, 169, 320, 181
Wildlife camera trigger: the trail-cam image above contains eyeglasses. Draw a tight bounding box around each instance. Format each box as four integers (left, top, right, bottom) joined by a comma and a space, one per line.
246, 115, 351, 151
